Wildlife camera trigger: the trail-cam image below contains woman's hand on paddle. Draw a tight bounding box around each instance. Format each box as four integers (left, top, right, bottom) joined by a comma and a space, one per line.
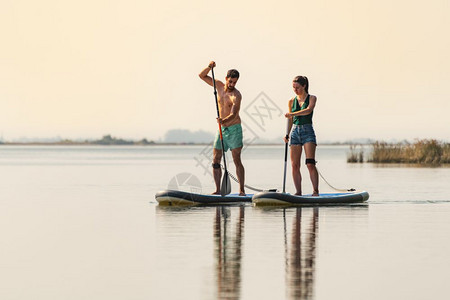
285, 112, 292, 118
283, 135, 289, 143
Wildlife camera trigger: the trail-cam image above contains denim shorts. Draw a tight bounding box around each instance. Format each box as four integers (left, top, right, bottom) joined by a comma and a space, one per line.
290, 124, 317, 146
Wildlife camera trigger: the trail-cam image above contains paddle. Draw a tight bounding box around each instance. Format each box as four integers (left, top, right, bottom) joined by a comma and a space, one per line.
211, 67, 231, 196
282, 118, 290, 193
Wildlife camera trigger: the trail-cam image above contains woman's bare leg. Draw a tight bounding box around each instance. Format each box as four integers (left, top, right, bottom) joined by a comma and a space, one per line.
304, 142, 319, 196
290, 145, 303, 195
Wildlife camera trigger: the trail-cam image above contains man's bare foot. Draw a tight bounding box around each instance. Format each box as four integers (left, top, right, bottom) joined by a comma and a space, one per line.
212, 191, 221, 195
312, 191, 319, 196
294, 192, 302, 196
239, 191, 246, 196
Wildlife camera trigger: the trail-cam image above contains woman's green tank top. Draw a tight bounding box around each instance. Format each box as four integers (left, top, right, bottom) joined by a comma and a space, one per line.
292, 95, 313, 125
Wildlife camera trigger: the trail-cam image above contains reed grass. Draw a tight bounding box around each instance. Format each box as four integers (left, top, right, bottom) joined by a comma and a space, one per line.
347, 144, 364, 163
368, 139, 450, 165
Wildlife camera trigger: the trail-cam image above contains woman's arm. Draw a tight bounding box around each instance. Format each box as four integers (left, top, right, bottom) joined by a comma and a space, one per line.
284, 99, 294, 142
286, 95, 317, 117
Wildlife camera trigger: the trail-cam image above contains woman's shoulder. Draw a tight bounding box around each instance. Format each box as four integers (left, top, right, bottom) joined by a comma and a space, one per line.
309, 94, 317, 101
288, 97, 296, 106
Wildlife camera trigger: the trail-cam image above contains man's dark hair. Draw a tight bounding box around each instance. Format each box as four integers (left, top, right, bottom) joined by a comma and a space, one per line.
226, 69, 240, 79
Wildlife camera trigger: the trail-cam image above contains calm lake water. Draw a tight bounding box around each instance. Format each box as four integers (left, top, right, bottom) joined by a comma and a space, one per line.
0, 145, 449, 300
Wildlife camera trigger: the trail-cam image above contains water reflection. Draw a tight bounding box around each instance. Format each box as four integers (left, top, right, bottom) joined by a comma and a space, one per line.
214, 206, 245, 300
213, 206, 319, 300
155, 204, 369, 300
284, 208, 318, 299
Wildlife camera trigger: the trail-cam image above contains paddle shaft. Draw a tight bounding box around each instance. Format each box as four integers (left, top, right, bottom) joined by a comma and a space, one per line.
211, 68, 229, 179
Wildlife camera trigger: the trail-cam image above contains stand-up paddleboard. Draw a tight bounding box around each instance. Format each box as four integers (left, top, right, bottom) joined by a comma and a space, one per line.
252, 190, 369, 205
155, 189, 253, 205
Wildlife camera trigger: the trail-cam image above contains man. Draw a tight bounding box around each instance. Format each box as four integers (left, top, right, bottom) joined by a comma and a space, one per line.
199, 61, 246, 196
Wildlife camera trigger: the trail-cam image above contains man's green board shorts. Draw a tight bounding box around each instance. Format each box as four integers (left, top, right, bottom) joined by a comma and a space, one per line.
213, 123, 243, 152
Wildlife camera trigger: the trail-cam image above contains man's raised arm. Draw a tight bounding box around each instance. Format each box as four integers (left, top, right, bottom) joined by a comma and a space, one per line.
199, 61, 222, 87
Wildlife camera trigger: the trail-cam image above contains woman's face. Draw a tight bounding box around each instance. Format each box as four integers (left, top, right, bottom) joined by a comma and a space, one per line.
293, 82, 304, 95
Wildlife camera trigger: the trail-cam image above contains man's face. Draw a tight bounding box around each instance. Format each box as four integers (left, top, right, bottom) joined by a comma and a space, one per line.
226, 77, 238, 91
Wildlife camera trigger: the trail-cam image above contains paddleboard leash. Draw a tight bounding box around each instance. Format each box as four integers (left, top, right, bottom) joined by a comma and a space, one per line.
220, 164, 277, 192
316, 164, 355, 192
219, 163, 355, 193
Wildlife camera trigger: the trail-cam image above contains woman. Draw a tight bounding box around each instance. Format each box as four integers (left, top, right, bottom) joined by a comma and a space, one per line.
284, 76, 319, 196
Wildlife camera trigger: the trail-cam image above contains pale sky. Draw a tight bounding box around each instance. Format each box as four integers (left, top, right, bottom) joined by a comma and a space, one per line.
1, 0, 449, 142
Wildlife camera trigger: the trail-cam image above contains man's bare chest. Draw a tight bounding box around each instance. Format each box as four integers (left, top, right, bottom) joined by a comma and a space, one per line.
218, 93, 235, 107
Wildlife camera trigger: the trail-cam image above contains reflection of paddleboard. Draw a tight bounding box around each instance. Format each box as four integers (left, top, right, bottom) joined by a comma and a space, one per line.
252, 191, 369, 205
155, 190, 253, 205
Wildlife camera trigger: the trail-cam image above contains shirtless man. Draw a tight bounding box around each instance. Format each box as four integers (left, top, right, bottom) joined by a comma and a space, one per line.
199, 61, 246, 196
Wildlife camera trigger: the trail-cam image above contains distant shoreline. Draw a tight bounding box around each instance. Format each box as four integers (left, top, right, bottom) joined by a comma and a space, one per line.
1, 135, 447, 148
0, 134, 375, 146
0, 141, 364, 146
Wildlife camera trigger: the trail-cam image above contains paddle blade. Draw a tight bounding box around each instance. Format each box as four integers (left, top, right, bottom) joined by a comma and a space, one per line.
220, 172, 232, 196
